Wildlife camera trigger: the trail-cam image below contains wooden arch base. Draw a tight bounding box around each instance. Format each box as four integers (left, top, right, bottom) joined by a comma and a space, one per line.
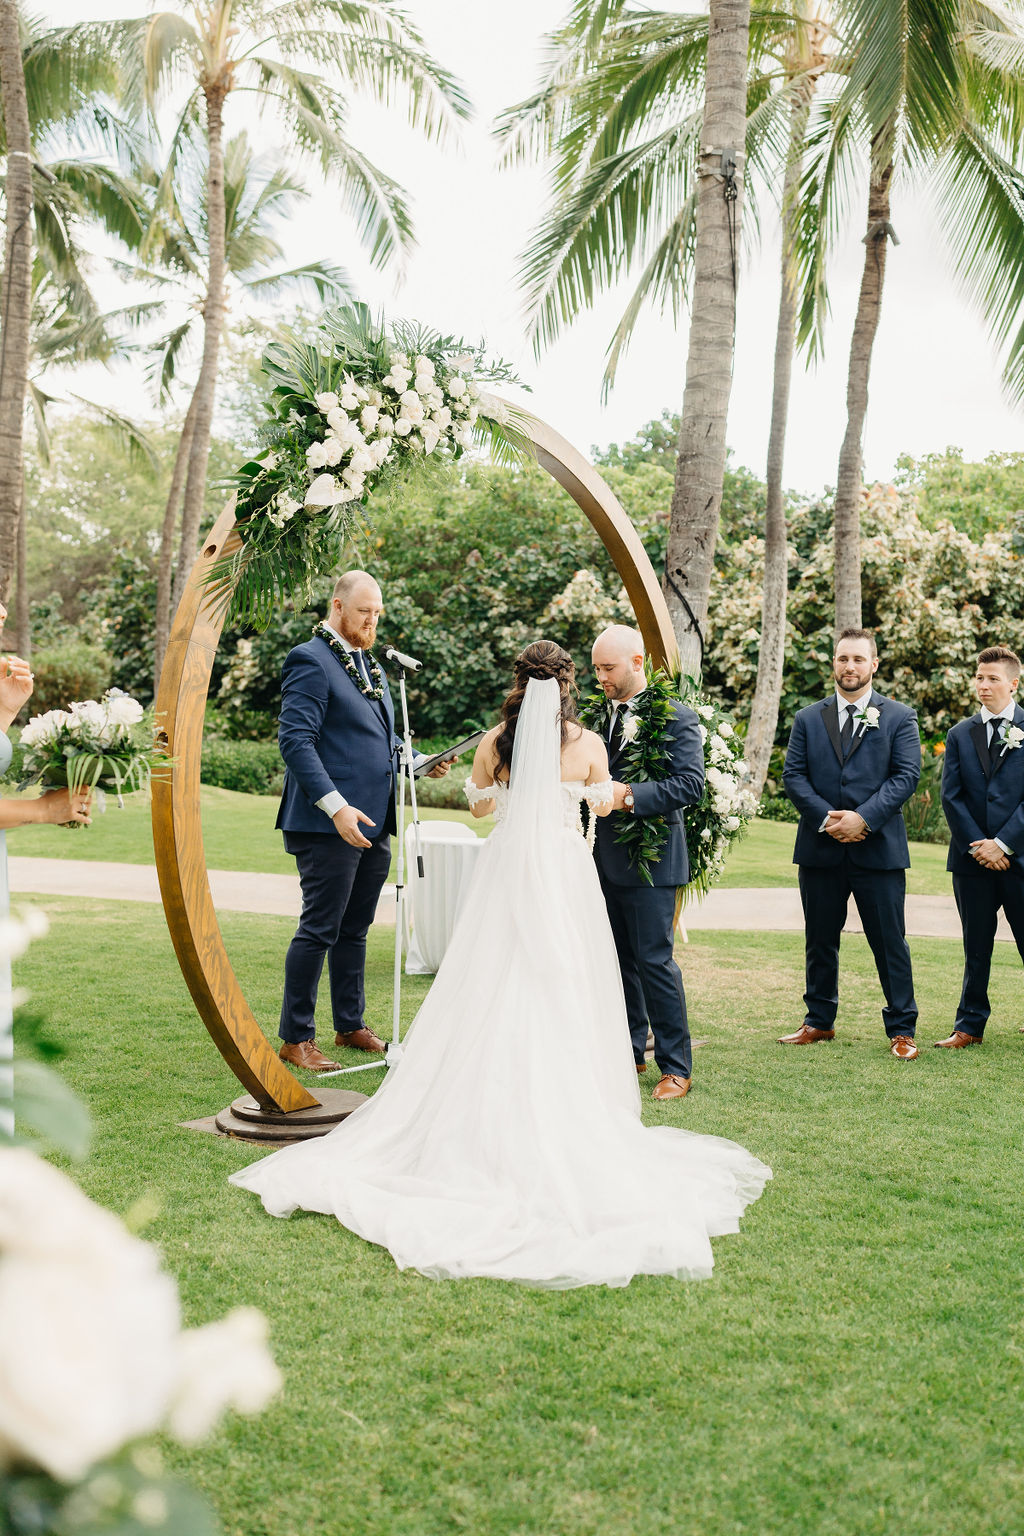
153, 410, 679, 1137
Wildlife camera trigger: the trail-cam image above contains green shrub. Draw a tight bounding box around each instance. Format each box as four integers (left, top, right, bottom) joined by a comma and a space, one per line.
902, 747, 950, 845
201, 737, 285, 796
28, 642, 112, 715
760, 793, 800, 823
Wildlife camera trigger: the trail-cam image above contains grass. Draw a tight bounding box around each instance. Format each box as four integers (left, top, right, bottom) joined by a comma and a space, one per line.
18, 895, 1024, 1536
8, 792, 954, 897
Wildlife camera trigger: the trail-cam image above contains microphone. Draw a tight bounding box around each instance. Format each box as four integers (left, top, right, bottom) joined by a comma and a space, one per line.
380, 642, 423, 673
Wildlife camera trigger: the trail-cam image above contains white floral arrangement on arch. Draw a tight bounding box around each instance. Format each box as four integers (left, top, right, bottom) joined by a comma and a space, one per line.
688, 691, 760, 900
213, 303, 532, 629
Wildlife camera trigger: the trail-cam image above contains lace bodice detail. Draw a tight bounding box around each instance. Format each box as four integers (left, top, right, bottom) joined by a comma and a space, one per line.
464, 776, 612, 848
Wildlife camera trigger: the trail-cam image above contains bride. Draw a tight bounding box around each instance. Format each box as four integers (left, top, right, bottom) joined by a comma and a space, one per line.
230, 641, 770, 1287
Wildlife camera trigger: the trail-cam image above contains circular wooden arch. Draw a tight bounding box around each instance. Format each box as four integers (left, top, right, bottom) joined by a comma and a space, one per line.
152, 411, 680, 1113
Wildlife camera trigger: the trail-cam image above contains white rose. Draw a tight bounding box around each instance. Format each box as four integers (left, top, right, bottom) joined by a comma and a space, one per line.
726, 815, 741, 831
698, 724, 708, 744
342, 465, 366, 492
348, 447, 375, 476
305, 440, 329, 470
697, 704, 715, 720
277, 495, 301, 523
718, 721, 734, 738
414, 354, 435, 377
321, 438, 343, 467
431, 406, 452, 431
374, 414, 394, 437
166, 1308, 281, 1445
446, 375, 467, 399
360, 406, 380, 432
393, 417, 413, 437
20, 710, 69, 747
103, 690, 144, 728
339, 392, 359, 412
0, 1149, 181, 1483
399, 391, 425, 425
700, 827, 712, 841
314, 391, 339, 412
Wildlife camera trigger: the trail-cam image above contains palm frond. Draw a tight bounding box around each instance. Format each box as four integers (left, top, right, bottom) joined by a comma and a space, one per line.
244, 260, 354, 300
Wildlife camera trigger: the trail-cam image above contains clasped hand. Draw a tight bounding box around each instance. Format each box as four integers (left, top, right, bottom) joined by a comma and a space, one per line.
825, 809, 867, 843
970, 838, 1010, 871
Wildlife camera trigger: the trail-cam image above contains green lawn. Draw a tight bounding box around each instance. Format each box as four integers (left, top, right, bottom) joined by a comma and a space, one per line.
17, 896, 1024, 1536
8, 790, 954, 897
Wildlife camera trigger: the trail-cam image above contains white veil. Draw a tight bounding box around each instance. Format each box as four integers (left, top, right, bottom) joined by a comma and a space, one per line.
504, 676, 563, 841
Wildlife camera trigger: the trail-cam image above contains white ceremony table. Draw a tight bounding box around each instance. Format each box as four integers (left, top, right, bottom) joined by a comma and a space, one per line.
403, 820, 483, 974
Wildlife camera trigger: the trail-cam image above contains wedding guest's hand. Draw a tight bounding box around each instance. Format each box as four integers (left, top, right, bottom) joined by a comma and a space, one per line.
333, 805, 374, 848
970, 838, 1010, 870
0, 653, 33, 724
825, 809, 866, 842
40, 787, 92, 826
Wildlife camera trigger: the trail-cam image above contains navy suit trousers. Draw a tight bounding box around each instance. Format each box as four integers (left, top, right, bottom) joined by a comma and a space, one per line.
798, 860, 917, 1036
952, 870, 1024, 1035
598, 872, 691, 1079
279, 830, 392, 1042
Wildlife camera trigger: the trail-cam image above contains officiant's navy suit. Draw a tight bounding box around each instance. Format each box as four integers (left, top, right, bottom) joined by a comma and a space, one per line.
277, 633, 400, 1044
941, 703, 1024, 1035
594, 700, 705, 1080
783, 690, 921, 1037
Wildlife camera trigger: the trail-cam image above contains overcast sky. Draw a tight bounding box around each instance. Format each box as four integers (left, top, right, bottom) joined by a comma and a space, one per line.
37, 0, 1024, 495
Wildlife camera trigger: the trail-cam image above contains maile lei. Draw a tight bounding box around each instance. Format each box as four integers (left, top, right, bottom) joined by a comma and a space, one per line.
315, 623, 385, 700
580, 666, 678, 886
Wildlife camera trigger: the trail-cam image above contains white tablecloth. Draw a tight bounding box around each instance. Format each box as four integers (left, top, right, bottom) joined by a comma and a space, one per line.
403, 822, 483, 974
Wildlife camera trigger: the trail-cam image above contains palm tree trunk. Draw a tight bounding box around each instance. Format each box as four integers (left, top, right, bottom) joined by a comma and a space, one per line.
0, 1, 33, 607
153, 390, 199, 694
172, 83, 228, 613
14, 477, 27, 655
744, 75, 817, 794
833, 155, 893, 632
664, 0, 750, 679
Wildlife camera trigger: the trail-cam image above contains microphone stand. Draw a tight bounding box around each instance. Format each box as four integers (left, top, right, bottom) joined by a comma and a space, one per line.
317, 652, 423, 1079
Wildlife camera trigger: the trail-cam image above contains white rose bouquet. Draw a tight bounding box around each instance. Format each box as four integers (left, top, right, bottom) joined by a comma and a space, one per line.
19, 689, 170, 822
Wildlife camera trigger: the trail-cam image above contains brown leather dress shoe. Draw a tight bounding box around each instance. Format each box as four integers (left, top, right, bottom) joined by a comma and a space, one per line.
636, 1062, 647, 1074
279, 1039, 340, 1071
652, 1073, 691, 1100
778, 1024, 835, 1044
335, 1027, 386, 1053
933, 1030, 983, 1048
889, 1034, 919, 1059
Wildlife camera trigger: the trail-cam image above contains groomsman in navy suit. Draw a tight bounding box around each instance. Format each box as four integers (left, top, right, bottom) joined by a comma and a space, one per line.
937, 644, 1024, 1047
782, 628, 922, 1058
276, 570, 448, 1071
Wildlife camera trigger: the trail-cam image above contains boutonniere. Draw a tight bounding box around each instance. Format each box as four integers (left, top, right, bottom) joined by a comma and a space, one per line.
619, 712, 641, 745
999, 723, 1024, 755
855, 705, 880, 731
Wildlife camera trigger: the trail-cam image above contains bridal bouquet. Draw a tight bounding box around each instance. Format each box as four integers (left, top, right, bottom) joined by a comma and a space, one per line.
19, 688, 170, 815
217, 302, 532, 628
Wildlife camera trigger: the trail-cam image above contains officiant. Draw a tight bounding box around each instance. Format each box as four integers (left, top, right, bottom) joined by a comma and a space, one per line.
275, 571, 450, 1072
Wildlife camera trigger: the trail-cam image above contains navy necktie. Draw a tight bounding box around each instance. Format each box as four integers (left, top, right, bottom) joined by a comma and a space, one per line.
840, 703, 855, 758
351, 649, 368, 685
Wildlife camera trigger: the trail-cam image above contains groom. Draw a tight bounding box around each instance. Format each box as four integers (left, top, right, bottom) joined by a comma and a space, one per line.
276, 570, 448, 1071
590, 625, 705, 1101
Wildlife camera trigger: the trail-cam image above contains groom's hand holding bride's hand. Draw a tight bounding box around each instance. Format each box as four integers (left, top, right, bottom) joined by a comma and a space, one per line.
333, 805, 375, 848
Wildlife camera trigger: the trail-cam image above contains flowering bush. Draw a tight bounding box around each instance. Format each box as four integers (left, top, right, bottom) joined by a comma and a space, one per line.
19, 688, 169, 808
215, 304, 530, 629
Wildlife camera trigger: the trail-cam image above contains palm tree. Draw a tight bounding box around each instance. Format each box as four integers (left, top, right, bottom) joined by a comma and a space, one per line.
499, 3, 821, 681
42, 1, 470, 672
799, 0, 1024, 630
0, 0, 36, 614
139, 131, 351, 685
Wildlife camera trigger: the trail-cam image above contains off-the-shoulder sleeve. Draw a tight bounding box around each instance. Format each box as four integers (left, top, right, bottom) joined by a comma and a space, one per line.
464, 776, 497, 807
585, 779, 613, 808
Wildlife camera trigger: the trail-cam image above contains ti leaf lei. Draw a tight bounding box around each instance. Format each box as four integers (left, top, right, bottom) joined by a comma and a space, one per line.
315, 623, 386, 700
580, 667, 678, 886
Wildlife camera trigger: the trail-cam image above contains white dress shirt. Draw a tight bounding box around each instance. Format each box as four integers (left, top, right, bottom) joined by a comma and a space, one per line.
980, 702, 1018, 855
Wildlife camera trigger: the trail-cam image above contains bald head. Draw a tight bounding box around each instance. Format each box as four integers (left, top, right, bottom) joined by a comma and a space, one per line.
592, 625, 645, 703
330, 570, 382, 649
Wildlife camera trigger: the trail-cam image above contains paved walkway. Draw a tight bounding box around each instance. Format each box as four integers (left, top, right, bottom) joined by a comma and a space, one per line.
9, 855, 1021, 943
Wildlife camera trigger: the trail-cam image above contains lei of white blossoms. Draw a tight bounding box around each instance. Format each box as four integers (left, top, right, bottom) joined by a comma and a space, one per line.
688, 695, 760, 900
215, 304, 529, 630
19, 688, 168, 806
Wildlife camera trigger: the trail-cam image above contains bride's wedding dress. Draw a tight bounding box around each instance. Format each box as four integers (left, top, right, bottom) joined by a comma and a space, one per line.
230, 678, 770, 1287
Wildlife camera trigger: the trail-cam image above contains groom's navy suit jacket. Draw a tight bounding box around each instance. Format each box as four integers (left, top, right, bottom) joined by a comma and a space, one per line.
941, 704, 1024, 876
594, 698, 705, 887
276, 634, 401, 840
783, 690, 920, 869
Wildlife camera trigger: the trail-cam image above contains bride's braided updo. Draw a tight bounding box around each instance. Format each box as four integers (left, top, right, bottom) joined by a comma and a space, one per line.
493, 640, 578, 783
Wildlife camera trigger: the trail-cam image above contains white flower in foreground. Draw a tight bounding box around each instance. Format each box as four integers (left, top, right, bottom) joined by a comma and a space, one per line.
0, 1149, 180, 1482
321, 438, 343, 467
304, 474, 348, 507
620, 715, 640, 744
167, 1308, 281, 1444
718, 721, 734, 738
393, 417, 413, 437
314, 391, 339, 413
0, 910, 49, 962
19, 709, 70, 747
696, 704, 715, 720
